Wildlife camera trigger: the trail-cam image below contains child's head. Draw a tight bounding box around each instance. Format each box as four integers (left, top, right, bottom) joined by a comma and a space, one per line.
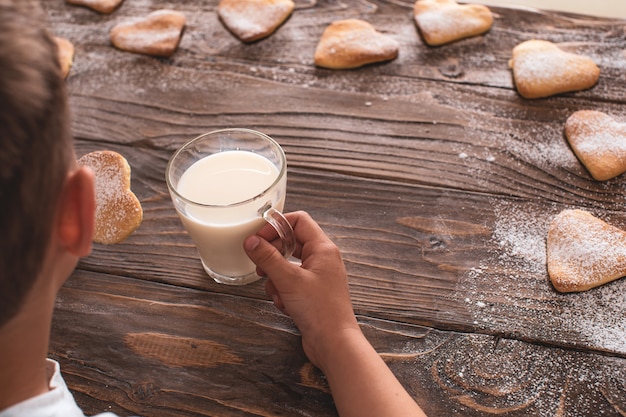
0, 0, 76, 328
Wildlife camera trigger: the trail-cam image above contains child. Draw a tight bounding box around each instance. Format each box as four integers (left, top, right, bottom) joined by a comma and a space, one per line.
0, 0, 98, 414
0, 1, 426, 416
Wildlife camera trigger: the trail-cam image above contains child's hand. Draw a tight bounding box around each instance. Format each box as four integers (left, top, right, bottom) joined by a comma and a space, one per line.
244, 211, 359, 370
245, 212, 428, 417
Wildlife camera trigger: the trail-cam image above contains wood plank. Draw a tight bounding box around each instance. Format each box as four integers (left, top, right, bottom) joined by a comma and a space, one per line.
52, 272, 626, 416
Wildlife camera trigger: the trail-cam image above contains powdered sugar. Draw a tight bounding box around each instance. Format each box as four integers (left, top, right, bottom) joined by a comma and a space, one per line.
577, 130, 626, 154
456, 199, 626, 356
217, 0, 293, 41
567, 111, 626, 155
548, 209, 626, 290
512, 50, 574, 80
114, 27, 181, 50
510, 40, 600, 98
493, 202, 548, 274
420, 332, 626, 417
78, 151, 142, 244
314, 19, 400, 69
416, 8, 487, 38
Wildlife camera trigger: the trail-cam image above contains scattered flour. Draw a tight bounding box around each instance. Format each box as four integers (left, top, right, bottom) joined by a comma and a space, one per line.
423, 333, 626, 416
442, 199, 626, 415
459, 199, 626, 355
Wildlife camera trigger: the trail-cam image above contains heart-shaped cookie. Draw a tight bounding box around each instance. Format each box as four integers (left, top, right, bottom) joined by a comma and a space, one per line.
66, 0, 124, 14
314, 19, 399, 70
413, 0, 493, 46
110, 10, 186, 58
54, 37, 74, 79
78, 151, 143, 245
565, 110, 626, 181
217, 0, 294, 43
509, 40, 600, 99
547, 209, 626, 292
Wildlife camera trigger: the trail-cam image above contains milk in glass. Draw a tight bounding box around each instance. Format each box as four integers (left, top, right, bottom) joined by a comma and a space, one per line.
176, 150, 285, 278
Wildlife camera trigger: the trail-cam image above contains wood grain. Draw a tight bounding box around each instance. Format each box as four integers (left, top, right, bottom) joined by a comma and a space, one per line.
44, 0, 626, 415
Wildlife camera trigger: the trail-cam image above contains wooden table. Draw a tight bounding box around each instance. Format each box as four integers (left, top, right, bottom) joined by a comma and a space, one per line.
46, 0, 626, 415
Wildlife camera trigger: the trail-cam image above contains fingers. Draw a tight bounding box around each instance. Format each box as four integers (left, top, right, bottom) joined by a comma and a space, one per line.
244, 233, 297, 283
245, 211, 344, 319
286, 211, 329, 247
255, 211, 328, 260
264, 279, 286, 314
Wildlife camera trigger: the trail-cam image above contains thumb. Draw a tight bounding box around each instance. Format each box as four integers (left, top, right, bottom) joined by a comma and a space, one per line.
244, 235, 295, 281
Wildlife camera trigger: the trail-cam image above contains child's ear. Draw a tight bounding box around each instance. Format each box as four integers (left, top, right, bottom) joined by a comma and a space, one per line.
56, 165, 95, 257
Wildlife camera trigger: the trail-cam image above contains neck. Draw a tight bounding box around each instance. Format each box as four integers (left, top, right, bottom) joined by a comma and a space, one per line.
0, 284, 55, 411
0, 209, 82, 411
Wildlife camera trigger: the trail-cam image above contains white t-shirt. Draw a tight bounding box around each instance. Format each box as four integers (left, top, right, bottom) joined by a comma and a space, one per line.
0, 359, 119, 417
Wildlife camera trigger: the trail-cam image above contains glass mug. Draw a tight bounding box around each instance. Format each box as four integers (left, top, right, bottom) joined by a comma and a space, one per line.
166, 128, 295, 285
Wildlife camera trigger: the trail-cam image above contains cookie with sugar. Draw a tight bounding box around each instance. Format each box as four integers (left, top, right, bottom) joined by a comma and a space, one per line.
110, 9, 186, 58
314, 19, 399, 70
78, 150, 143, 245
547, 209, 626, 292
217, 0, 294, 42
54, 37, 74, 79
565, 110, 626, 181
413, 0, 493, 46
66, 0, 124, 14
509, 40, 600, 99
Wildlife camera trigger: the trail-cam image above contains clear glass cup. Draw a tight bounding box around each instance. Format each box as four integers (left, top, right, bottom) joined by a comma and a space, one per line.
166, 128, 295, 285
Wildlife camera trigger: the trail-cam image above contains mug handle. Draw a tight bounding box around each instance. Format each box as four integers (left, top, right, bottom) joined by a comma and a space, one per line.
261, 207, 296, 259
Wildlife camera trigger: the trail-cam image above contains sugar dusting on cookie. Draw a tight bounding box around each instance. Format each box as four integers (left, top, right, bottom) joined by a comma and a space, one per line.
78, 151, 143, 244
416, 8, 489, 41
573, 126, 625, 155
113, 27, 181, 50
566, 111, 626, 155
314, 19, 399, 69
513, 52, 597, 92
413, 0, 493, 46
547, 209, 626, 291
217, 0, 294, 42
110, 10, 186, 57
509, 40, 600, 99
564, 110, 626, 181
